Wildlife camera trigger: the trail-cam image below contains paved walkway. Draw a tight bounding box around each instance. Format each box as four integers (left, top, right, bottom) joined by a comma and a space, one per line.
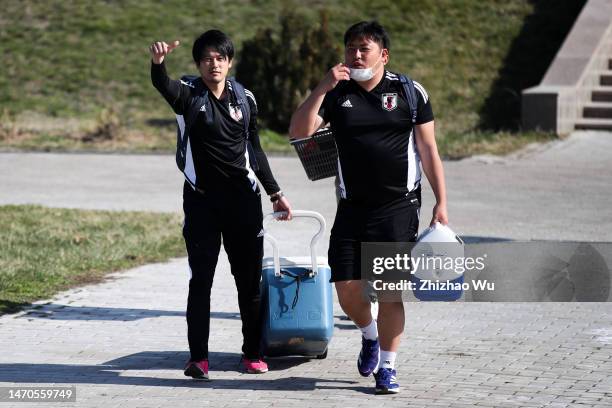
1, 131, 611, 407
1, 131, 611, 241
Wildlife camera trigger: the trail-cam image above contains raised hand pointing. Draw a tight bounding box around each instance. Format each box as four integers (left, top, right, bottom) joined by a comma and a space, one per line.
149, 40, 180, 64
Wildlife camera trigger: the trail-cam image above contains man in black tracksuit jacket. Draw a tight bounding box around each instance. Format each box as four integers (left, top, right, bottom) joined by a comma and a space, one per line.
150, 30, 292, 380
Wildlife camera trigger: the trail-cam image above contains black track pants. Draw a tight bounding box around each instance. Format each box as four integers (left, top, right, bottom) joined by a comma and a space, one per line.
182, 181, 264, 360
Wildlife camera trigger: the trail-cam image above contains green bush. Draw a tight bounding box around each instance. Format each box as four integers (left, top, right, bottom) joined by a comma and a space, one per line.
236, 10, 340, 133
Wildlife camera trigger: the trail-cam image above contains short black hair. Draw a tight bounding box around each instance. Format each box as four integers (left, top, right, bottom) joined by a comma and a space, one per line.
192, 29, 235, 63
343, 21, 390, 50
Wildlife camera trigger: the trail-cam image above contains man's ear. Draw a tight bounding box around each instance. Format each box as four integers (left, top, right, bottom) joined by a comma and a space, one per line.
228, 58, 233, 69
382, 48, 389, 65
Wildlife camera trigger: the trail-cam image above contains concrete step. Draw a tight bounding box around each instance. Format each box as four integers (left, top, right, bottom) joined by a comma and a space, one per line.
592, 86, 612, 102
575, 118, 612, 131
583, 102, 612, 118
601, 71, 612, 86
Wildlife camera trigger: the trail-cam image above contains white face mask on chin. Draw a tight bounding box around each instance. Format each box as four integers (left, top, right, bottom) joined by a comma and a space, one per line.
349, 67, 374, 82
348, 57, 383, 82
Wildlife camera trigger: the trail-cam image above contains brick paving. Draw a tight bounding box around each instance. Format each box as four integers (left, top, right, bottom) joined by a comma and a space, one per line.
0, 255, 610, 407
1, 132, 612, 407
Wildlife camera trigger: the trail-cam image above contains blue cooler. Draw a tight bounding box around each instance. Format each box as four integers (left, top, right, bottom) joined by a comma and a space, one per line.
261, 211, 333, 359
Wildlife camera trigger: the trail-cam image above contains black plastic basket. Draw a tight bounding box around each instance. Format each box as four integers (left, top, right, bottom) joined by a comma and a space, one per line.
291, 128, 338, 181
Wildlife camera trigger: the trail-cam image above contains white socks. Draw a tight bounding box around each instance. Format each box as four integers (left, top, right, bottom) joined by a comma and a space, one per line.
359, 319, 378, 341
379, 350, 397, 369
358, 320, 397, 370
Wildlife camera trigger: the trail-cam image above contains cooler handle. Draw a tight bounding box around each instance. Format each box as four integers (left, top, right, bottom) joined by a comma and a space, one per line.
263, 210, 326, 278
422, 222, 464, 245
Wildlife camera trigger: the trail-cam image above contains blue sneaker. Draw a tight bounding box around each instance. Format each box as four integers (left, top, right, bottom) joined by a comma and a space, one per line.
357, 336, 379, 377
374, 367, 400, 394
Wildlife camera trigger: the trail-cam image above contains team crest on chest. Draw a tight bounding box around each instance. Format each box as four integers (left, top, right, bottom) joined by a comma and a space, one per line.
382, 93, 398, 111
228, 103, 243, 122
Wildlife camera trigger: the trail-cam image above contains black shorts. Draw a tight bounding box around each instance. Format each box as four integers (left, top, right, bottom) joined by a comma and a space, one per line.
328, 195, 420, 282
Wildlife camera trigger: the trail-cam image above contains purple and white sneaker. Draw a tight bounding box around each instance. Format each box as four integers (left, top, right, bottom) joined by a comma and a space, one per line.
357, 336, 380, 377
374, 367, 400, 394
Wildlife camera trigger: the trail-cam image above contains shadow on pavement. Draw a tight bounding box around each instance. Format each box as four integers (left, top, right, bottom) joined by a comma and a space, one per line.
17, 305, 244, 322
460, 236, 514, 243
335, 322, 357, 330
0, 300, 31, 315
0, 350, 365, 392
105, 351, 314, 372
19, 305, 184, 321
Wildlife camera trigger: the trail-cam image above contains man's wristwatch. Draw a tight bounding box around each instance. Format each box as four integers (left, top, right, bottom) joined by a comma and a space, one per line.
270, 191, 284, 203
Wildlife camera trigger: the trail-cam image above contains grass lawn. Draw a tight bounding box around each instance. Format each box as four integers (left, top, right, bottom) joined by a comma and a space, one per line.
0, 205, 185, 315
0, 0, 583, 156
438, 130, 558, 159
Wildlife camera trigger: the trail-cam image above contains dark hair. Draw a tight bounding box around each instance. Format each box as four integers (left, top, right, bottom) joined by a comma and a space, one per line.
192, 29, 235, 63
343, 21, 390, 50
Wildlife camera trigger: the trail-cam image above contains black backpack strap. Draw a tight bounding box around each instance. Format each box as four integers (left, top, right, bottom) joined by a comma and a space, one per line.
228, 77, 259, 172
398, 74, 418, 125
